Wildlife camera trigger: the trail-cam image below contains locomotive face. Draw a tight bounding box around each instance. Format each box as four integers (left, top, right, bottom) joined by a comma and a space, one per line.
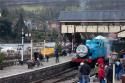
76, 45, 88, 57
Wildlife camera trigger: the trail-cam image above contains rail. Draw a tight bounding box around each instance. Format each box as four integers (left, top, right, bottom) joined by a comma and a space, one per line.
32, 67, 77, 83
33, 67, 95, 83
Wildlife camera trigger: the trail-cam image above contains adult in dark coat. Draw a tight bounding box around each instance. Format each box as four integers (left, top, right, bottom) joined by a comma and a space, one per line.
55, 48, 59, 63
34, 51, 41, 66
105, 64, 113, 83
79, 60, 91, 83
34, 52, 39, 61
62, 49, 67, 56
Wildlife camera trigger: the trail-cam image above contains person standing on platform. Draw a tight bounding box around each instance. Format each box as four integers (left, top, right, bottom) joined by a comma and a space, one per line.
34, 51, 41, 66
62, 49, 67, 56
79, 60, 91, 83
46, 55, 49, 62
115, 60, 122, 80
34, 51, 38, 61
98, 64, 105, 83
39, 53, 43, 61
105, 64, 113, 83
55, 48, 59, 63
78, 62, 83, 83
121, 59, 125, 73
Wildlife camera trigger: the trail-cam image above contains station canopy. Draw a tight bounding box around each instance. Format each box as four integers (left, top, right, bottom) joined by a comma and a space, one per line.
58, 10, 125, 22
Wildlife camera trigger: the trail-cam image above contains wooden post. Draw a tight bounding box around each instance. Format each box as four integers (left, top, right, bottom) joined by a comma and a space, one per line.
113, 63, 115, 83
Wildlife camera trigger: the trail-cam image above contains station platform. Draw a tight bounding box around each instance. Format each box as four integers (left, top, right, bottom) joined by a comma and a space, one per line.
90, 76, 121, 83
0, 56, 73, 79
0, 55, 122, 83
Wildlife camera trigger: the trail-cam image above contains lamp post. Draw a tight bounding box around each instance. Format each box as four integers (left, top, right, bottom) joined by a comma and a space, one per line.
21, 28, 24, 62
43, 40, 46, 59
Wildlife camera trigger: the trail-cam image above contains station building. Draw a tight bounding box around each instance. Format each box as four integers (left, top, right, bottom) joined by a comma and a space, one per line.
58, 10, 125, 51
59, 10, 125, 39
58, 0, 125, 51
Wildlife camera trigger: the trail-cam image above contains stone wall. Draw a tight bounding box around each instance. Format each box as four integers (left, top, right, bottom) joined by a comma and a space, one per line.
0, 61, 73, 83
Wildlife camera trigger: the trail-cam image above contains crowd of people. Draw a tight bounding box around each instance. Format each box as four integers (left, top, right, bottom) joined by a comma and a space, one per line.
78, 57, 125, 83
27, 48, 69, 68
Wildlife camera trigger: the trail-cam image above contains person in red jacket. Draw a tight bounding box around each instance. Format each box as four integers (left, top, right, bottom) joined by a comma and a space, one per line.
98, 64, 105, 83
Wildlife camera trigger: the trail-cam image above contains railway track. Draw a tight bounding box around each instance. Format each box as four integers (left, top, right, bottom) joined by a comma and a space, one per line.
33, 67, 95, 83
42, 70, 78, 83
33, 67, 78, 83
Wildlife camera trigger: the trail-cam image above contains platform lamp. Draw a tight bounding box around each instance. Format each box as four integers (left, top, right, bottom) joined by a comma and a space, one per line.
21, 28, 24, 63
25, 33, 33, 60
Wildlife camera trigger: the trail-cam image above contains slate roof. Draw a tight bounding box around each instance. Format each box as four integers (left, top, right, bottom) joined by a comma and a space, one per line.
81, 0, 125, 10
58, 10, 125, 22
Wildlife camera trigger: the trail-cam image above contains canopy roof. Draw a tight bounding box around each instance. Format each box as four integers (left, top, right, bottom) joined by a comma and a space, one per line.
58, 10, 125, 22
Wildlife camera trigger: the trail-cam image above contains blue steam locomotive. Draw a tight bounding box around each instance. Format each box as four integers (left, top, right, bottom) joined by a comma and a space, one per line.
72, 36, 110, 62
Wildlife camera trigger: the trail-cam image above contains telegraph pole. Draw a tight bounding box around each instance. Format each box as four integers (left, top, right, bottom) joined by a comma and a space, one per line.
21, 28, 24, 61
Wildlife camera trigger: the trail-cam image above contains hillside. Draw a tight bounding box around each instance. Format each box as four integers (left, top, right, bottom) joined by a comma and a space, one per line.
0, 0, 80, 43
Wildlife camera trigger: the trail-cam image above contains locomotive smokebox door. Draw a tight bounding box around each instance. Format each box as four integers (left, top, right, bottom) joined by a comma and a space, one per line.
76, 45, 88, 57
